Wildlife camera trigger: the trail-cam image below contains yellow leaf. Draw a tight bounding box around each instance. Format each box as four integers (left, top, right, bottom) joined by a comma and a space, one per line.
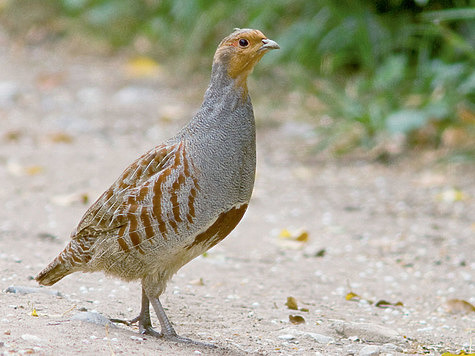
26, 165, 44, 175
285, 297, 298, 310
437, 188, 466, 202
126, 57, 160, 78
279, 229, 292, 239
345, 292, 360, 301
31, 309, 38, 317
278, 228, 309, 242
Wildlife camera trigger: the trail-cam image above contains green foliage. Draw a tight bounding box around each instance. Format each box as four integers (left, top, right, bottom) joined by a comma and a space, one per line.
2, 0, 473, 152
319, 53, 474, 151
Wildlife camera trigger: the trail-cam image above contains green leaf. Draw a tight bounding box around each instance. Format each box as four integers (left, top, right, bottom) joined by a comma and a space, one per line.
373, 55, 407, 90
386, 109, 429, 134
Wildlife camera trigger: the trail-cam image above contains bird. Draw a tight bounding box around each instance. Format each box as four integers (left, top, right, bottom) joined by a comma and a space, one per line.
35, 28, 279, 344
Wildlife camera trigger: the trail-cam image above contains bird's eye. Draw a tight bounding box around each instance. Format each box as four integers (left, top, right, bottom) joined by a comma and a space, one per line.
238, 39, 249, 47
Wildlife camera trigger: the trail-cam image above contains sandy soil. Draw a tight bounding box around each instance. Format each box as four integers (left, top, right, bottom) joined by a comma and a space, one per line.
0, 29, 474, 355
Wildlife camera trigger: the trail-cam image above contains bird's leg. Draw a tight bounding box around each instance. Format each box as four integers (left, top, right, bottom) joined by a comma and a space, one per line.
148, 296, 177, 337
148, 295, 215, 348
111, 287, 161, 337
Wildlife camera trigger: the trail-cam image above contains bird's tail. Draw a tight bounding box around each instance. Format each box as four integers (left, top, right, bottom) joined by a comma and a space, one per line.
35, 258, 73, 286
35, 242, 78, 286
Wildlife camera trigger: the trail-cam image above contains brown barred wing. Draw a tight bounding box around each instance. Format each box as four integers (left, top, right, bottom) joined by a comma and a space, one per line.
108, 141, 200, 256
73, 144, 177, 237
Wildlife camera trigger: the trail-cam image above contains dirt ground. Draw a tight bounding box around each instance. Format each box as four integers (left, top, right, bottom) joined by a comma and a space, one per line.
0, 28, 474, 356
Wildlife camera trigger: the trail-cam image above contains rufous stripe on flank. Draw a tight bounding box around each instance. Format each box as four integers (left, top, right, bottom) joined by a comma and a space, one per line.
186, 204, 248, 250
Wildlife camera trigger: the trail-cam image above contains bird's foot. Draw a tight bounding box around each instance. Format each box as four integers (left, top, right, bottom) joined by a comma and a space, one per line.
163, 334, 216, 348
109, 317, 133, 326
110, 317, 214, 347
110, 315, 160, 337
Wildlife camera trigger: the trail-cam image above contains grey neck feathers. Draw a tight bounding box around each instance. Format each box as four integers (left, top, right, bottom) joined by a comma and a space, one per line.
203, 60, 248, 105
176, 59, 252, 140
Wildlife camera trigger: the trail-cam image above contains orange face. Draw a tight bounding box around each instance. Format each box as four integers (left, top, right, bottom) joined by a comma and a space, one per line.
214, 29, 280, 87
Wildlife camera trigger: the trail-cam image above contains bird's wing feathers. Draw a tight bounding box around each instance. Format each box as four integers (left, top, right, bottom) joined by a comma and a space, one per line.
72, 143, 179, 238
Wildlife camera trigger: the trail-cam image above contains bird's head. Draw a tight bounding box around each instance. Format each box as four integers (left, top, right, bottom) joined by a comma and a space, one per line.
213, 28, 279, 91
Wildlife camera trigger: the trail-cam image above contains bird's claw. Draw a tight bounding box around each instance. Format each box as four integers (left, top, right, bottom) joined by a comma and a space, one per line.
140, 325, 162, 338
111, 314, 215, 348
109, 318, 133, 326
164, 334, 216, 348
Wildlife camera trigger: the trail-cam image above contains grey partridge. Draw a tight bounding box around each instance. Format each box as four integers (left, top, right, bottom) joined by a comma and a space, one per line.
36, 28, 279, 343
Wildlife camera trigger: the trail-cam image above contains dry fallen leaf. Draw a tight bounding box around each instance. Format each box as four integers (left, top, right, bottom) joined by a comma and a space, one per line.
279, 228, 309, 242
345, 292, 360, 301
437, 188, 466, 202
26, 165, 44, 175
314, 249, 326, 257
289, 315, 305, 324
31, 308, 38, 317
4, 130, 22, 142
445, 299, 475, 314
277, 228, 309, 249
7, 161, 45, 176
375, 300, 404, 308
126, 57, 160, 78
285, 297, 298, 310
48, 132, 74, 144
189, 278, 205, 286
51, 192, 89, 206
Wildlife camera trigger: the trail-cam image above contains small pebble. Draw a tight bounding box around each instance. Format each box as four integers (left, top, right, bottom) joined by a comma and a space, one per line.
344, 344, 360, 355
416, 327, 434, 332
331, 320, 400, 343
21, 334, 41, 343
381, 343, 402, 352
5, 285, 61, 297
359, 345, 380, 356
0, 81, 20, 105
278, 334, 296, 341
72, 312, 113, 327
302, 332, 334, 344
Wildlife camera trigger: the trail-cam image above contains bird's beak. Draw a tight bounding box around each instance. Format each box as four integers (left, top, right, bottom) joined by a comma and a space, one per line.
260, 38, 280, 51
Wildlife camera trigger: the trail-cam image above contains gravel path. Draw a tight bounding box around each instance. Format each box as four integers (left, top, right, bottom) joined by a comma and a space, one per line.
0, 29, 474, 355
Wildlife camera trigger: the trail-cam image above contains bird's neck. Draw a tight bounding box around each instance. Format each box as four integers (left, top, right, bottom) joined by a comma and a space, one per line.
206, 61, 249, 101
178, 61, 253, 138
